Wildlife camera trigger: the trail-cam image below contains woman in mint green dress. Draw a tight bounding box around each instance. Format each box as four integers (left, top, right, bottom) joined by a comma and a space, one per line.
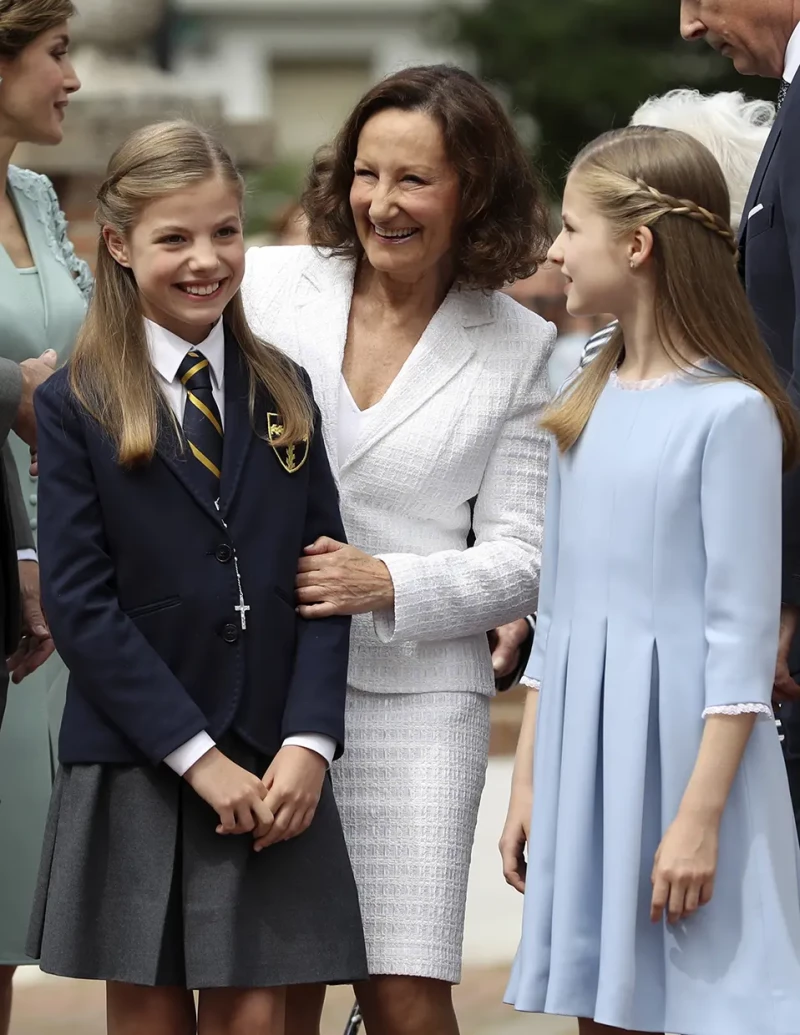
0, 2, 90, 1029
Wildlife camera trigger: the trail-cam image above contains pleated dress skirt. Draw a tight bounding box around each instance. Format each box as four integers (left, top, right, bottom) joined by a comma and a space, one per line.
27, 733, 369, 988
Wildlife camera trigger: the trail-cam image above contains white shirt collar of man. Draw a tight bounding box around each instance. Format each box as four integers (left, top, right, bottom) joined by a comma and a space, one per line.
144, 317, 226, 391
784, 21, 800, 83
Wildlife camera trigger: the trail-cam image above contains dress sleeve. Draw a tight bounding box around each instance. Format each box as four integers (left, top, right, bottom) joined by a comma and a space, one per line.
520, 440, 560, 692
700, 391, 782, 719
43, 177, 93, 304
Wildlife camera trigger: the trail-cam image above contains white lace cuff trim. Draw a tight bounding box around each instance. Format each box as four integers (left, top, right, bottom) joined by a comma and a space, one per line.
702, 703, 773, 719
520, 676, 541, 690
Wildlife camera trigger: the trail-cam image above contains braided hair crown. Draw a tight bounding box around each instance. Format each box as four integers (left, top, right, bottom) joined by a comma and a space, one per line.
633, 177, 739, 262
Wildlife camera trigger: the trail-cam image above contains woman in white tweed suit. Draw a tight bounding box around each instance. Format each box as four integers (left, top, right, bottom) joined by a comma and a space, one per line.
243, 65, 555, 1035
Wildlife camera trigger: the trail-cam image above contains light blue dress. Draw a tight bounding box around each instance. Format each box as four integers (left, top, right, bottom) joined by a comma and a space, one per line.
0, 166, 90, 965
506, 366, 800, 1035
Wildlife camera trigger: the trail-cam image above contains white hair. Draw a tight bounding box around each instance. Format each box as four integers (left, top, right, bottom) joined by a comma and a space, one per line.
630, 89, 775, 231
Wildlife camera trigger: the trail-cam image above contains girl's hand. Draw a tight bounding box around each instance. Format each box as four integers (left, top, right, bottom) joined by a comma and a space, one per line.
295, 537, 394, 618
253, 745, 327, 851
500, 784, 533, 894
184, 747, 272, 835
651, 811, 719, 924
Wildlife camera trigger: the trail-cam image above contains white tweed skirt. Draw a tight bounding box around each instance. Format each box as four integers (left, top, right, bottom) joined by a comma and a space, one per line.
331, 688, 490, 984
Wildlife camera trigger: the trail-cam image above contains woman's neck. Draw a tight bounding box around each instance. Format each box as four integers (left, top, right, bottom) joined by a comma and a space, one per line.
0, 131, 19, 196
354, 260, 452, 320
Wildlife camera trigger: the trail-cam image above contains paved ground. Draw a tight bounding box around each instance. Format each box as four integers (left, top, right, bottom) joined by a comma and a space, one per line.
10, 747, 578, 1034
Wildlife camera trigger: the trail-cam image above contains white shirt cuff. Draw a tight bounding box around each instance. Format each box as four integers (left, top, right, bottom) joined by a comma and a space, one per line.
17, 549, 37, 563
282, 733, 336, 765
164, 731, 216, 775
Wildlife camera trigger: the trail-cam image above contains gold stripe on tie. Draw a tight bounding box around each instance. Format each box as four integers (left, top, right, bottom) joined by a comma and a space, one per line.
180, 358, 210, 385
186, 391, 223, 436
189, 442, 221, 479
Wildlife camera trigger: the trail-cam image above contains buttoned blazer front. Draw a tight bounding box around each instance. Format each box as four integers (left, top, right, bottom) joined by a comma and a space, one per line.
243, 246, 555, 696
34, 328, 350, 765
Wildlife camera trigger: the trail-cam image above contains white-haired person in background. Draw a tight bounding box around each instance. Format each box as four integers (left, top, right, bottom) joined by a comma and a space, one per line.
580, 89, 775, 364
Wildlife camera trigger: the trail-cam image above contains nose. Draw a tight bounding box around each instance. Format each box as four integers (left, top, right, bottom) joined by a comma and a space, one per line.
368, 179, 399, 224
679, 2, 706, 41
547, 233, 565, 267
188, 238, 220, 273
63, 56, 81, 94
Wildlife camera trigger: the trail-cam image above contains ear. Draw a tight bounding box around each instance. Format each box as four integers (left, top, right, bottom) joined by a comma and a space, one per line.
628, 225, 655, 269
102, 226, 131, 268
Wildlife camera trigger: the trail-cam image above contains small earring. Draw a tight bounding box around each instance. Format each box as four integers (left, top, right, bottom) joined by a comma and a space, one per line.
629, 259, 636, 270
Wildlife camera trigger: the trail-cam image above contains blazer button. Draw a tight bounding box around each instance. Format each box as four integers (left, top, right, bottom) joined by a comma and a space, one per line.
215, 544, 233, 563
30, 518, 38, 531
29, 495, 37, 507
222, 623, 239, 644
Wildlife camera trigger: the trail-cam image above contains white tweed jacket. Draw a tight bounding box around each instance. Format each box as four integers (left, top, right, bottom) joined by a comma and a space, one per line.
243, 246, 555, 696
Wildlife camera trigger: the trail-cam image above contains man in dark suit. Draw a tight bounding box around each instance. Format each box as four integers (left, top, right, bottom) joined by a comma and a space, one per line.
0, 350, 57, 726
681, 0, 800, 829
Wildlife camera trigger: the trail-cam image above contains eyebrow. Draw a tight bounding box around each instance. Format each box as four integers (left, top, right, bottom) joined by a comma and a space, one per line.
151, 216, 241, 235
53, 34, 70, 46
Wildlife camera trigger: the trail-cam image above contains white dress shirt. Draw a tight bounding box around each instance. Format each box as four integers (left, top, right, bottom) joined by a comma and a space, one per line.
144, 318, 336, 774
785, 21, 800, 82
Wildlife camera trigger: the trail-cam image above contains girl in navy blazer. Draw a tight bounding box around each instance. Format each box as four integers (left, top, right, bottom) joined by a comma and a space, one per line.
26, 120, 367, 1035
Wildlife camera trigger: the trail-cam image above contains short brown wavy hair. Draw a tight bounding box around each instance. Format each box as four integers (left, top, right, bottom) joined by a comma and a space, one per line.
0, 0, 75, 59
303, 65, 551, 290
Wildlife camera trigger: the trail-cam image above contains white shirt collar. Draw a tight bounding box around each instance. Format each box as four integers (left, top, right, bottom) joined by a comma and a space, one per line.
144, 318, 226, 390
784, 21, 800, 83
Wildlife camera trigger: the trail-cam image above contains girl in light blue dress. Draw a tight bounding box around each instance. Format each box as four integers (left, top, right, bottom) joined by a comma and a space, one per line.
502, 125, 800, 1035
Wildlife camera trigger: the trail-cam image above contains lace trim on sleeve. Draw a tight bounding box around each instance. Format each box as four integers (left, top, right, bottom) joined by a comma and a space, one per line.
702, 703, 773, 719
520, 676, 541, 690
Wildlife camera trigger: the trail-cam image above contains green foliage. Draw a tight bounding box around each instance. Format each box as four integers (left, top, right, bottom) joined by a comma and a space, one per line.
244, 160, 308, 237
450, 0, 774, 190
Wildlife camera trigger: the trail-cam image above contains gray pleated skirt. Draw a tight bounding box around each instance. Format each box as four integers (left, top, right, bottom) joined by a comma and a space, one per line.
26, 734, 368, 989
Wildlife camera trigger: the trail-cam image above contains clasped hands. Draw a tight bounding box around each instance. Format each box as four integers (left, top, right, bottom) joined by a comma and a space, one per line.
184, 743, 326, 852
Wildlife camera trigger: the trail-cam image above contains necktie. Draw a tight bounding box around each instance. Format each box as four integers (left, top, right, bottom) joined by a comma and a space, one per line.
178, 349, 223, 496
778, 79, 790, 111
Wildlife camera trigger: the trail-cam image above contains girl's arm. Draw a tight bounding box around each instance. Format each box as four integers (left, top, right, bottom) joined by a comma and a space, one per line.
500, 687, 539, 893
652, 389, 783, 924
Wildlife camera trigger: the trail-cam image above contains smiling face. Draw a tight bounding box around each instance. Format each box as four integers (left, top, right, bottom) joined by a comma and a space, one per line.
349, 107, 461, 284
0, 23, 80, 145
547, 174, 636, 319
104, 174, 245, 345
679, 0, 793, 78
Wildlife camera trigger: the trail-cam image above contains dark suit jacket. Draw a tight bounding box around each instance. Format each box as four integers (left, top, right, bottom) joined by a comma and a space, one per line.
34, 331, 350, 765
0, 358, 29, 727
740, 76, 800, 606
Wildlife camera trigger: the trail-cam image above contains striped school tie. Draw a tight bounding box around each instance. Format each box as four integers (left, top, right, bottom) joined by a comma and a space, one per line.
178, 349, 223, 495
778, 79, 790, 111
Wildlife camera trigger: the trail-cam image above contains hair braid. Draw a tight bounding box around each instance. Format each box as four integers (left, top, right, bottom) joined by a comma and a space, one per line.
634, 178, 739, 261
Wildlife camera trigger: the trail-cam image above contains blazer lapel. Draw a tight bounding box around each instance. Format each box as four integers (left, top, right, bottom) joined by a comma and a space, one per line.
340, 288, 487, 472
154, 408, 224, 526
739, 103, 786, 246
219, 328, 254, 517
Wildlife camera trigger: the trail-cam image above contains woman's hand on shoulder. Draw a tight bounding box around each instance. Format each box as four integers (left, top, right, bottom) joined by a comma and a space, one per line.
295, 536, 395, 617
252, 745, 327, 851
184, 747, 272, 836
500, 783, 533, 894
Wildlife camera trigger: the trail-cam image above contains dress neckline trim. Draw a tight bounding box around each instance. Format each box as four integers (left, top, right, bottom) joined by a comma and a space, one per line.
609, 361, 713, 392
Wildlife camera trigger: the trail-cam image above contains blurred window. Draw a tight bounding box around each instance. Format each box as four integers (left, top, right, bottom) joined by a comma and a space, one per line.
272, 57, 372, 159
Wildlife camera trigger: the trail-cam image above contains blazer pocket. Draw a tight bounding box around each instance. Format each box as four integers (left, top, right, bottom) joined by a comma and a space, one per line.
124, 596, 182, 620
746, 203, 774, 241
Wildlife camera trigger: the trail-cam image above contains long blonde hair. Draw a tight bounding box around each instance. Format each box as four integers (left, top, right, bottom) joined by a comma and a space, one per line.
70, 120, 313, 467
542, 126, 799, 469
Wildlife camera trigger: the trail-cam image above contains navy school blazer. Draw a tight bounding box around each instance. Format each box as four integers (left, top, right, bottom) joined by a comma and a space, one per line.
34, 330, 350, 766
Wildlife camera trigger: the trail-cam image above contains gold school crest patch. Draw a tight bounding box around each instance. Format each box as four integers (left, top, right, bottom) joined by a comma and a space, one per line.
267, 413, 309, 474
